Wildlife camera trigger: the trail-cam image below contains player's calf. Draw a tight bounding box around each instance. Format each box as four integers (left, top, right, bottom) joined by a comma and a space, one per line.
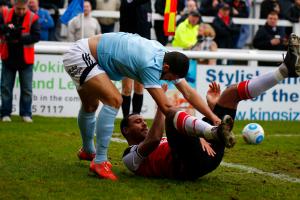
172, 111, 236, 148
172, 111, 213, 137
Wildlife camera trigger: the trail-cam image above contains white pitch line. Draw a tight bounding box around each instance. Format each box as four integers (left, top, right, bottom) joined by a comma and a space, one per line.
236, 134, 300, 137
111, 137, 127, 143
268, 134, 300, 137
111, 137, 300, 184
221, 162, 300, 183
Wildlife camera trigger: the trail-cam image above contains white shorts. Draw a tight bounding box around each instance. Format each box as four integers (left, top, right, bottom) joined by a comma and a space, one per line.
63, 38, 105, 89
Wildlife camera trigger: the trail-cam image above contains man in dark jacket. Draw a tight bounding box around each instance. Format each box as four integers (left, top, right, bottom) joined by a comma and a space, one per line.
283, 0, 299, 37
120, 0, 152, 39
228, 0, 250, 48
285, 0, 300, 23
212, 3, 240, 49
0, 0, 40, 122
199, 0, 222, 16
253, 11, 286, 66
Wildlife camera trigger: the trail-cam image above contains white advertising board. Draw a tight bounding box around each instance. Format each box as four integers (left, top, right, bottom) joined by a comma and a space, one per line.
9, 54, 79, 116
196, 65, 300, 121
4, 55, 300, 120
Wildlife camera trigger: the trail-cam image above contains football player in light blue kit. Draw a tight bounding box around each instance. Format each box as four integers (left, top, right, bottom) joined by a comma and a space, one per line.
63, 32, 221, 181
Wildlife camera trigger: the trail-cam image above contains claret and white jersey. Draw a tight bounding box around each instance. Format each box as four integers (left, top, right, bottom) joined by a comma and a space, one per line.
122, 137, 175, 178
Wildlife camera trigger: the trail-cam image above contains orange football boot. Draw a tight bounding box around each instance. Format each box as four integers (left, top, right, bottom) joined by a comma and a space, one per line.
77, 148, 95, 161
89, 160, 118, 181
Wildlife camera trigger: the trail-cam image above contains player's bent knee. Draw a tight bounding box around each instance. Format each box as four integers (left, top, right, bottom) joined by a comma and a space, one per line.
82, 104, 99, 113
165, 108, 179, 119
165, 108, 181, 126
122, 89, 132, 96
222, 84, 240, 101
109, 95, 123, 109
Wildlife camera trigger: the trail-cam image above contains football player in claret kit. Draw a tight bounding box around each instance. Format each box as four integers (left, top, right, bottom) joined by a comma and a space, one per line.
121, 81, 237, 180
121, 34, 300, 180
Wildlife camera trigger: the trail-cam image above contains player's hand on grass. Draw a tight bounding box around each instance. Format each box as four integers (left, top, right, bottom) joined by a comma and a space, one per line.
200, 138, 216, 157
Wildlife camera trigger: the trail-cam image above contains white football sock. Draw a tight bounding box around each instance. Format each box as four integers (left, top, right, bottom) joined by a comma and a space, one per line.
173, 111, 215, 138
247, 64, 286, 98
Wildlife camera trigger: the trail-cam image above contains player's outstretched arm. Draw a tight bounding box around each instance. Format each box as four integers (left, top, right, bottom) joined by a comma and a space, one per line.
147, 87, 173, 114
138, 85, 168, 156
175, 79, 221, 125
138, 108, 165, 157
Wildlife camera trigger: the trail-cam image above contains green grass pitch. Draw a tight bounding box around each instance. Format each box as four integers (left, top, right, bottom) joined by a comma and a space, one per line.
0, 116, 299, 200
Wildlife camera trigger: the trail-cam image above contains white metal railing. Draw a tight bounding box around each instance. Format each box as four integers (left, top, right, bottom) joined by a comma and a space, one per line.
36, 41, 284, 63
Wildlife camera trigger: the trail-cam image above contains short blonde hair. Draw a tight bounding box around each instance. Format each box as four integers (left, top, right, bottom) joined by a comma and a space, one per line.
199, 23, 216, 38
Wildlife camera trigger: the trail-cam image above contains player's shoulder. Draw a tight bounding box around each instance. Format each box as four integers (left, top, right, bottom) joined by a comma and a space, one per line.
122, 145, 138, 158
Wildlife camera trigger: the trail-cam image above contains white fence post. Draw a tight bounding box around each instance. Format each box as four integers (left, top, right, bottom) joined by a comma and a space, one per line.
293, 22, 300, 35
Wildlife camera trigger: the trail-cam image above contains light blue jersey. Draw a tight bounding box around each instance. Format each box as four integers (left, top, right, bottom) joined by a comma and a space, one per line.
97, 32, 167, 88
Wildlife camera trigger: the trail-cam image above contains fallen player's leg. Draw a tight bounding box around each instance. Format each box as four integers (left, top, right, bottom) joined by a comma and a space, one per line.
169, 109, 236, 148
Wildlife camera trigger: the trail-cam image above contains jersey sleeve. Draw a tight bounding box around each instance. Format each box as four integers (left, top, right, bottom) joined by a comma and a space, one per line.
172, 78, 183, 85
122, 145, 145, 172
139, 67, 162, 89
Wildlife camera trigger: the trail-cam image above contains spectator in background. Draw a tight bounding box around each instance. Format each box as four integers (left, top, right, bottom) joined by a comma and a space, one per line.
0, 0, 11, 8
228, 0, 250, 49
0, 0, 40, 122
68, 0, 100, 41
120, 0, 151, 39
39, 0, 65, 41
227, 1, 249, 24
154, 0, 185, 45
191, 23, 218, 65
96, 0, 120, 33
277, 0, 294, 19
172, 10, 201, 49
119, 0, 152, 117
177, 0, 198, 25
260, 0, 281, 19
253, 11, 286, 66
0, 1, 8, 12
285, 0, 300, 23
39, 0, 65, 9
285, 0, 300, 36
0, 0, 9, 103
28, 0, 54, 41
199, 0, 223, 16
212, 3, 240, 49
